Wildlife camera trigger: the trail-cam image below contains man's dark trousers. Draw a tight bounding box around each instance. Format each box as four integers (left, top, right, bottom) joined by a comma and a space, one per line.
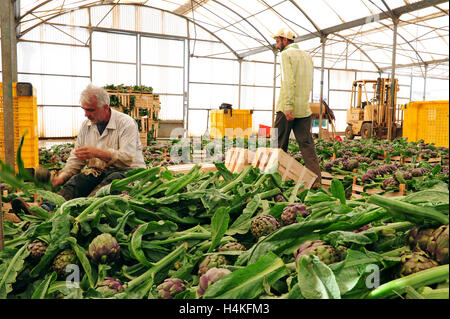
57, 169, 130, 200
274, 111, 321, 183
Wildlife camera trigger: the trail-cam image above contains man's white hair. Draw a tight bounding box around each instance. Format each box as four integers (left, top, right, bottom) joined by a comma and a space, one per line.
80, 83, 110, 108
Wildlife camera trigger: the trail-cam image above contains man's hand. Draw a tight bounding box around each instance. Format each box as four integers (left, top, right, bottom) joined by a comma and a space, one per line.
74, 146, 99, 161
285, 110, 295, 121
52, 175, 65, 187
74, 146, 112, 162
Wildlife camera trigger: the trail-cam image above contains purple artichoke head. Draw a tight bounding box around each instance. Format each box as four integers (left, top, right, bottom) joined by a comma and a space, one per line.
27, 239, 48, 260
382, 178, 398, 189
197, 268, 231, 297
96, 277, 125, 296
281, 203, 309, 226
88, 233, 120, 264
156, 278, 186, 299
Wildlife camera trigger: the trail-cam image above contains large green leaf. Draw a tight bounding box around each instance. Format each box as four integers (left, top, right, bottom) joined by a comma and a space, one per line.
226, 195, 261, 235
297, 255, 341, 299
330, 179, 346, 204
31, 272, 57, 299
202, 252, 289, 299
0, 244, 30, 298
67, 237, 96, 288
208, 207, 230, 253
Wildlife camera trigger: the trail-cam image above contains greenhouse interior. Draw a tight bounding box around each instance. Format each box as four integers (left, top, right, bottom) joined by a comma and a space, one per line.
0, 0, 449, 301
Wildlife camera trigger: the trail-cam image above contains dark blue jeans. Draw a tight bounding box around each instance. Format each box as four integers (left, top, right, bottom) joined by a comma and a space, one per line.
57, 169, 131, 200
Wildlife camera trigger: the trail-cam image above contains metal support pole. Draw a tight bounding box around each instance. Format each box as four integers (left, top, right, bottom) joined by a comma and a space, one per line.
388, 17, 399, 141
238, 59, 242, 109
0, 186, 3, 251
319, 36, 326, 139
272, 52, 277, 127
423, 64, 428, 101
1, 0, 18, 169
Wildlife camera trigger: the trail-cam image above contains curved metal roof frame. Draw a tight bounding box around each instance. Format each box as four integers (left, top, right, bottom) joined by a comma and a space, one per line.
15, 0, 449, 77
18, 2, 242, 58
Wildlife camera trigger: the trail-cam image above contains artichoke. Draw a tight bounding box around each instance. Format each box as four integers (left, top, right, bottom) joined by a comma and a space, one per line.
218, 241, 246, 252
52, 249, 77, 276
198, 254, 228, 276
87, 233, 120, 264
382, 177, 398, 189
399, 250, 439, 277
281, 203, 309, 226
295, 240, 341, 265
426, 225, 449, 265
96, 277, 125, 296
343, 158, 359, 171
408, 227, 435, 251
197, 267, 231, 297
27, 239, 48, 260
250, 215, 280, 239
156, 278, 186, 299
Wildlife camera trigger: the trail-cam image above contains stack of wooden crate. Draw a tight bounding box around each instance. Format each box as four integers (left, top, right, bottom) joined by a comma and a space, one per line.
105, 85, 160, 146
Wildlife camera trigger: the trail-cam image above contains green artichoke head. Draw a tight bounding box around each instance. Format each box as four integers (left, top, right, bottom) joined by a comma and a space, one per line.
198, 254, 228, 276
295, 240, 341, 265
52, 249, 77, 276
156, 278, 186, 299
250, 215, 280, 239
399, 250, 439, 277
88, 233, 120, 264
408, 227, 435, 251
218, 241, 246, 252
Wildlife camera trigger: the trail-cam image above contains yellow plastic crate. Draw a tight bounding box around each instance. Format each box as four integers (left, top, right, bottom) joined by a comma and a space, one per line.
402, 101, 449, 148
0, 82, 39, 171
210, 109, 253, 139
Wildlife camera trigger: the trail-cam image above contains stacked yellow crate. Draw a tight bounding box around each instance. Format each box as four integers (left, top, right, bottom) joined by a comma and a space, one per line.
210, 109, 253, 139
0, 82, 39, 172
402, 100, 449, 147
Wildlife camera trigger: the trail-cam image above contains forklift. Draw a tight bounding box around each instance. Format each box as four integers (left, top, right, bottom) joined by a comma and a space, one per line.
345, 78, 403, 140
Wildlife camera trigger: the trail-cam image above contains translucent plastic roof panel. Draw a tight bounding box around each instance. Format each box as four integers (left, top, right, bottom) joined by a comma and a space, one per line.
15, 0, 449, 79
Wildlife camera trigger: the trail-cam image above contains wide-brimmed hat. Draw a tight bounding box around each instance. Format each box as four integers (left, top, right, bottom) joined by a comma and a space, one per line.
271, 28, 296, 40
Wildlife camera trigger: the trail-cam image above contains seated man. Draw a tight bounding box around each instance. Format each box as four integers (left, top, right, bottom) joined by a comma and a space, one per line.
52, 83, 146, 200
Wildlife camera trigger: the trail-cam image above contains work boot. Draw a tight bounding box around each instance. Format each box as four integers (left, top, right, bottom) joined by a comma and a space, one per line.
11, 197, 32, 215
41, 201, 57, 212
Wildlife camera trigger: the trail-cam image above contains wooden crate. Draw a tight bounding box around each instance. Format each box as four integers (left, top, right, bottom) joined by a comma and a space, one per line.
377, 151, 442, 165
224, 148, 250, 173
252, 148, 318, 189
321, 171, 347, 187
351, 182, 406, 199
139, 131, 148, 147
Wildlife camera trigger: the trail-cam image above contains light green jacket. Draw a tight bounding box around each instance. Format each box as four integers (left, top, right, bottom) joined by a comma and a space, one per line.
276, 43, 314, 118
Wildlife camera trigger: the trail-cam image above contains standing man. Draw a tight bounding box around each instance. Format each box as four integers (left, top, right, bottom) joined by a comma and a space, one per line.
272, 28, 321, 188
51, 83, 146, 200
